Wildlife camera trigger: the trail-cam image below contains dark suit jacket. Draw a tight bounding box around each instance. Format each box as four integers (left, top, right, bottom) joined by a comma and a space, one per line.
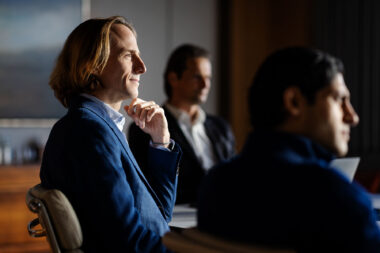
128, 105, 235, 204
40, 95, 181, 253
198, 131, 380, 253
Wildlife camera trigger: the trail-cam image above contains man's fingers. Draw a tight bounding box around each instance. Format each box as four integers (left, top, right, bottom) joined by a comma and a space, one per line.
124, 105, 131, 115
126, 98, 139, 115
146, 106, 163, 122
139, 106, 150, 121
130, 101, 154, 115
125, 99, 164, 129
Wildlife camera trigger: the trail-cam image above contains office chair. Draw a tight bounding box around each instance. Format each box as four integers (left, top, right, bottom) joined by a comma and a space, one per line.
26, 184, 83, 253
163, 227, 296, 253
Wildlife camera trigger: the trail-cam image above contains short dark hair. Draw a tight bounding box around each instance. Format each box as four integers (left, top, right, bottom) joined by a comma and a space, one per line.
164, 44, 210, 99
249, 47, 344, 129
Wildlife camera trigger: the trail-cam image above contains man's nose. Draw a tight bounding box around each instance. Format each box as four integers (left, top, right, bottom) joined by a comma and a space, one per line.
344, 101, 359, 127
133, 55, 146, 74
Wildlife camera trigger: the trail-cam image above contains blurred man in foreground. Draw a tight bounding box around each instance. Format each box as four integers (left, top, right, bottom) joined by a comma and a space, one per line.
198, 47, 380, 252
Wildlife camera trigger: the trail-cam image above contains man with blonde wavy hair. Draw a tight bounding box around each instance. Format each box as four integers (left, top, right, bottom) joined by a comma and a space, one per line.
40, 16, 181, 252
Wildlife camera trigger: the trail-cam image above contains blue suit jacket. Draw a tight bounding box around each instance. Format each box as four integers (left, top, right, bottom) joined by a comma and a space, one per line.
198, 131, 380, 253
40, 95, 181, 252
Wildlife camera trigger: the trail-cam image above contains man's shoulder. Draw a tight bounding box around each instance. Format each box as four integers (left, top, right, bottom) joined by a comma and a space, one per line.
65, 106, 108, 127
205, 113, 228, 124
204, 114, 233, 133
52, 107, 116, 142
162, 105, 177, 123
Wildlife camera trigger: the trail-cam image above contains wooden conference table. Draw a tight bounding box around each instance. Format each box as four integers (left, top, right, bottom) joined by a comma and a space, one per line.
169, 195, 380, 229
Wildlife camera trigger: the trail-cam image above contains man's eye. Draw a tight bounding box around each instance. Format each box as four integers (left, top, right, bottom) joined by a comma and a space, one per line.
337, 96, 347, 104
333, 93, 345, 103
194, 75, 202, 81
124, 52, 133, 58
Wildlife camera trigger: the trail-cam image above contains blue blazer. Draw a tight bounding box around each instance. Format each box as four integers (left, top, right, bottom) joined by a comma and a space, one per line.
40, 95, 181, 252
198, 131, 380, 253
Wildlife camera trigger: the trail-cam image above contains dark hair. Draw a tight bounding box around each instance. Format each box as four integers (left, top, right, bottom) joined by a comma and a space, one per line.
164, 44, 210, 99
249, 47, 344, 129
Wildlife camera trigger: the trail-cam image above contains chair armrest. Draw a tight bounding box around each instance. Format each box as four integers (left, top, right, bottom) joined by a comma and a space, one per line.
27, 217, 46, 238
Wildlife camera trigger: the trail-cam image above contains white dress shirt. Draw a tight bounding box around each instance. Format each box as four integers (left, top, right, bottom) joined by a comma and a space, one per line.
165, 103, 217, 170
81, 94, 126, 132
81, 94, 173, 151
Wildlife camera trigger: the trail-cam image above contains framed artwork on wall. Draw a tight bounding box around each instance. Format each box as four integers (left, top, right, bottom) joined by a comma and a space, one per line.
0, 0, 90, 126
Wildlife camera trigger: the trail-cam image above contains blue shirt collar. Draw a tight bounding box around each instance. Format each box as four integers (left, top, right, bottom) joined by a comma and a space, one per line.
80, 94, 126, 132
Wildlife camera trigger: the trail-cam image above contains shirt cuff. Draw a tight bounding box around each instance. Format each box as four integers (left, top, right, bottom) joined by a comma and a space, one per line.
149, 139, 175, 151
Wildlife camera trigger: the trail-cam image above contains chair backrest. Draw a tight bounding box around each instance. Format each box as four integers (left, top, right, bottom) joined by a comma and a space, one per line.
26, 184, 83, 253
162, 228, 296, 253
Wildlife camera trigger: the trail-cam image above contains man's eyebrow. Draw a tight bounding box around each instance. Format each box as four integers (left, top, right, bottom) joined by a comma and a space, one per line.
118, 48, 139, 55
332, 89, 350, 98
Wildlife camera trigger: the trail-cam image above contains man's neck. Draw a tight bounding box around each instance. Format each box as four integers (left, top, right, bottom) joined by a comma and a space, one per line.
167, 100, 200, 123
90, 91, 123, 111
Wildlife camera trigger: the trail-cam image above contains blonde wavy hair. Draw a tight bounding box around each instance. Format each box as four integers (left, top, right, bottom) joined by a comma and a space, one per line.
49, 16, 136, 107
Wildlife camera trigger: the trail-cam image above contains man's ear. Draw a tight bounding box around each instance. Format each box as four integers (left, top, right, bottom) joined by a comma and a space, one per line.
283, 86, 306, 117
168, 72, 178, 84
168, 72, 179, 88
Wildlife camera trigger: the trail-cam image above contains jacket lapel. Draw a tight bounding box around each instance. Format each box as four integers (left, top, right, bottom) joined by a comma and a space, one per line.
77, 96, 152, 187
204, 119, 224, 161
70, 96, 168, 219
164, 106, 201, 165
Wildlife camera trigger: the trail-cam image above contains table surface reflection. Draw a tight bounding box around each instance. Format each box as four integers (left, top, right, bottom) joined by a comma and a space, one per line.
169, 204, 197, 228
170, 195, 380, 228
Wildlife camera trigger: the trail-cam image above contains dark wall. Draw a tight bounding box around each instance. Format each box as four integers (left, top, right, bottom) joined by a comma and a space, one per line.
313, 0, 380, 156
224, 0, 312, 151
223, 0, 380, 156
